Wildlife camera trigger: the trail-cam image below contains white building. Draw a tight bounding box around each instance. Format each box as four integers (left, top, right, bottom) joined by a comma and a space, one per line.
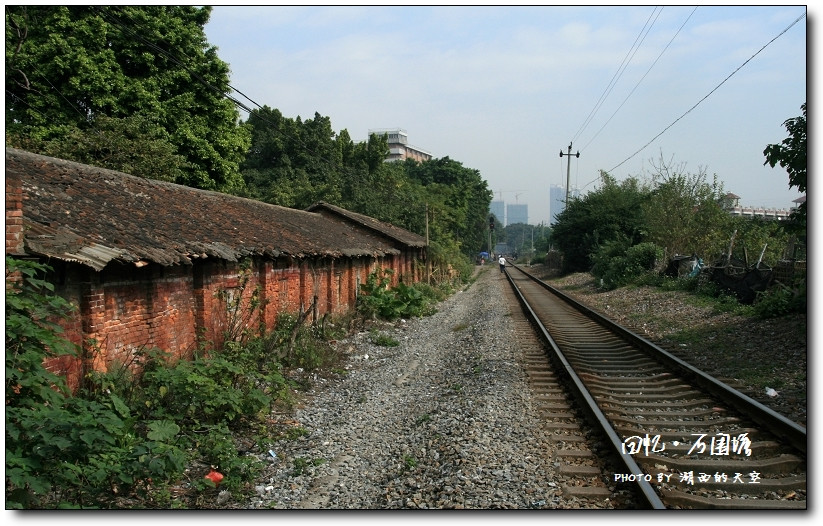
722, 192, 799, 221
368, 128, 432, 163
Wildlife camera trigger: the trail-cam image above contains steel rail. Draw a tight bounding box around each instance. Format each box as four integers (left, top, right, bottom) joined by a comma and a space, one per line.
502, 265, 666, 509
511, 263, 807, 455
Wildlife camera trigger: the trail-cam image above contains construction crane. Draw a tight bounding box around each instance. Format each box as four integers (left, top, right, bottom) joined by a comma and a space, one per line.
495, 190, 527, 200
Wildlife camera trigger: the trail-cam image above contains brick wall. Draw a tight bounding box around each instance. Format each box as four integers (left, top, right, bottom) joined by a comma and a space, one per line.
5, 174, 24, 256
39, 253, 403, 389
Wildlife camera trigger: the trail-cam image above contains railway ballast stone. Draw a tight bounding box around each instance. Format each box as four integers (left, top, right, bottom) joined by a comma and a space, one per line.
245, 266, 614, 510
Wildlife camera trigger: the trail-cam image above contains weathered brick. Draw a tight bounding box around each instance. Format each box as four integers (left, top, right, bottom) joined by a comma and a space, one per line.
8, 148, 428, 391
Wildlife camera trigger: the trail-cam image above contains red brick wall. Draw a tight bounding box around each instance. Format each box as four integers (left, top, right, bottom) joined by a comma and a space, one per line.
92, 267, 199, 365
31, 252, 415, 390
5, 174, 24, 256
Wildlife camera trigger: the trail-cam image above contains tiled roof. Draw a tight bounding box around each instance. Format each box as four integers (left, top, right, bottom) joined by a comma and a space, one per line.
7, 148, 422, 270
306, 201, 427, 247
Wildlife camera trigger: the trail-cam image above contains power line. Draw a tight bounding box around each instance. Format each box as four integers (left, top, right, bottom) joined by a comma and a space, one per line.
607, 11, 806, 174
579, 6, 698, 154
572, 6, 663, 144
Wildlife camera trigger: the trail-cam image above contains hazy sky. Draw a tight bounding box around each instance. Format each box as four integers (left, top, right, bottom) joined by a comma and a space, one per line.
204, 4, 807, 226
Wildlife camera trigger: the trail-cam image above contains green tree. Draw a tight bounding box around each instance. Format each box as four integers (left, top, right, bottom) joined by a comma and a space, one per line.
726, 215, 792, 267
551, 172, 649, 273
240, 105, 301, 206
640, 155, 730, 259
5, 5, 250, 193
241, 105, 490, 283
35, 114, 191, 183
241, 107, 350, 209
405, 157, 492, 258
764, 102, 806, 233
337, 132, 395, 216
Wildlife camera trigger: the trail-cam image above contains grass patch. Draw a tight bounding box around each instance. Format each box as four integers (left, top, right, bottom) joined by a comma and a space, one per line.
369, 329, 400, 347
402, 455, 418, 471
291, 457, 326, 476
737, 367, 786, 390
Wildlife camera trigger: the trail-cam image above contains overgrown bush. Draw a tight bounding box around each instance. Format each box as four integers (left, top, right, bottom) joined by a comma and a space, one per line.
752, 282, 806, 319
412, 281, 448, 305
134, 349, 271, 428
257, 312, 342, 371
357, 268, 439, 320
5, 257, 447, 508
4, 257, 341, 508
591, 240, 663, 290
5, 257, 185, 508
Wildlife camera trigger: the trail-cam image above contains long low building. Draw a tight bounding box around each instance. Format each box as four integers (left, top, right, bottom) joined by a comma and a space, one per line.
5, 148, 427, 388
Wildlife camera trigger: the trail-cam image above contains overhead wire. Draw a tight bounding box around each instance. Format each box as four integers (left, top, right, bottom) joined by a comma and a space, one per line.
571, 6, 663, 145
606, 11, 807, 174
578, 6, 698, 154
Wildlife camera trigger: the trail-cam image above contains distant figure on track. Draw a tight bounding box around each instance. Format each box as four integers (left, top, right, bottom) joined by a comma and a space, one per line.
498, 255, 506, 273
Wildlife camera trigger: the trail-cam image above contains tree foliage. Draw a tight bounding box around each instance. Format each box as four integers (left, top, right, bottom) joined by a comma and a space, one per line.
32, 114, 191, 183
764, 102, 806, 232
5, 5, 250, 192
551, 172, 649, 273
240, 107, 345, 208
404, 157, 492, 259
241, 108, 493, 278
499, 222, 552, 261
591, 240, 663, 290
5, 5, 492, 284
551, 147, 800, 310
640, 155, 730, 259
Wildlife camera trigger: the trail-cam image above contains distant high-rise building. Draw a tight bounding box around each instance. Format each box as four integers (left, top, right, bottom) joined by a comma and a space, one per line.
490, 200, 505, 225
506, 203, 528, 226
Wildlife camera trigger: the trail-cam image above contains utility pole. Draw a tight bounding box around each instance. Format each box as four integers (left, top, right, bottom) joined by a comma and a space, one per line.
488, 214, 494, 259
559, 142, 580, 204
425, 203, 430, 285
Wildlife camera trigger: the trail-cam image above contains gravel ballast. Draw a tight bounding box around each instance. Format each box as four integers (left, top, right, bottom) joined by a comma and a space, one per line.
242, 263, 806, 510
246, 265, 609, 510
539, 268, 807, 428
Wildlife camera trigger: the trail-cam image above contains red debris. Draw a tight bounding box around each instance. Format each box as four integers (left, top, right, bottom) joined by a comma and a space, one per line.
204, 469, 224, 486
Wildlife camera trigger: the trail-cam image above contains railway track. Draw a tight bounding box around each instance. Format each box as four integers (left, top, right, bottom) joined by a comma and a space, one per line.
503, 263, 807, 510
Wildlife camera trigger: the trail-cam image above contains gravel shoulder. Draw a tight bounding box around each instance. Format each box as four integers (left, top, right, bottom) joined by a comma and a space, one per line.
246, 265, 611, 509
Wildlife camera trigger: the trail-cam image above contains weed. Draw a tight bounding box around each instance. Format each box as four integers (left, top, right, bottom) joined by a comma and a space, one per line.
369, 329, 400, 347
402, 455, 418, 471
357, 269, 438, 321
4, 258, 349, 509
275, 426, 309, 442
752, 284, 806, 319
292, 457, 325, 476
